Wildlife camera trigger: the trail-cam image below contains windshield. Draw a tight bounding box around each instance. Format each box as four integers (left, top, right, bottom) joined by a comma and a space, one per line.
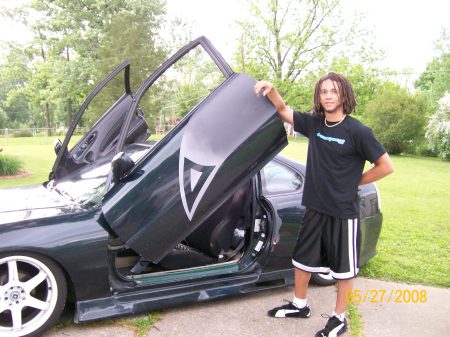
49, 145, 150, 207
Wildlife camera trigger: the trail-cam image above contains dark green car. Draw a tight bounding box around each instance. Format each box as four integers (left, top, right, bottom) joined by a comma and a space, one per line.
0, 37, 382, 337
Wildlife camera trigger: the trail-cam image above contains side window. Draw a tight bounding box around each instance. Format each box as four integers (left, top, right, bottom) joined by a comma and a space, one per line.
139, 45, 227, 137
262, 161, 303, 195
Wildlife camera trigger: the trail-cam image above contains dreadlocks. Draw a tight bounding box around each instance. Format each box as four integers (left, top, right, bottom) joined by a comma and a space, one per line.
312, 72, 356, 117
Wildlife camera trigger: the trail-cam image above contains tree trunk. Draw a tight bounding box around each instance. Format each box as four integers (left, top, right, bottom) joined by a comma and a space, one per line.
67, 98, 73, 128
44, 102, 51, 136
240, 34, 246, 73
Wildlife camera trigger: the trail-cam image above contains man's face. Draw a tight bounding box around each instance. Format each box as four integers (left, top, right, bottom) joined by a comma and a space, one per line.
319, 79, 343, 114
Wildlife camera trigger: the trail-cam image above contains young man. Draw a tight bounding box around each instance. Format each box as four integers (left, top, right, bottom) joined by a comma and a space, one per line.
254, 73, 393, 337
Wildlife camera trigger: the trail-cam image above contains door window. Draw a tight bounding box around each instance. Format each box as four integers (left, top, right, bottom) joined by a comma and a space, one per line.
262, 161, 303, 195
139, 45, 227, 137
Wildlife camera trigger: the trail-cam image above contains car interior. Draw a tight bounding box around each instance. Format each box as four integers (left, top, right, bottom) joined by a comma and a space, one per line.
111, 179, 269, 277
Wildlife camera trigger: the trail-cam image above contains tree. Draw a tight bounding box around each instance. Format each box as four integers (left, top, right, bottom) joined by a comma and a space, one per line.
88, 0, 168, 126
0, 107, 7, 128
415, 29, 450, 113
0, 0, 169, 130
365, 84, 427, 155
425, 93, 450, 160
234, 0, 371, 109
325, 57, 383, 115
0, 45, 32, 128
138, 44, 228, 131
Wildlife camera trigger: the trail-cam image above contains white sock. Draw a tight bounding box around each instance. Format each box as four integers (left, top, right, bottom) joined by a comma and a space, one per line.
332, 311, 346, 322
293, 296, 307, 308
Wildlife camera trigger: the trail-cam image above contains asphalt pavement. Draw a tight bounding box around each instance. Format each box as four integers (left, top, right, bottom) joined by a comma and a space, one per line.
45, 277, 450, 337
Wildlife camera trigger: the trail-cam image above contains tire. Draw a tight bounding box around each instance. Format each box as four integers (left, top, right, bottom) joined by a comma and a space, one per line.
0, 253, 67, 337
311, 271, 337, 286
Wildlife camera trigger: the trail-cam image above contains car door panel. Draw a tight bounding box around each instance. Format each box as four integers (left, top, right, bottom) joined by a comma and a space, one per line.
102, 73, 287, 263
50, 62, 148, 180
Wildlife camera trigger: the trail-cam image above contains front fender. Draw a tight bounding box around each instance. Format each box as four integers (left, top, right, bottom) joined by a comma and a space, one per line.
0, 209, 111, 301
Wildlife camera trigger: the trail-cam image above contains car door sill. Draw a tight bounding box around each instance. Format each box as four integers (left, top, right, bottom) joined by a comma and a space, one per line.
128, 260, 240, 286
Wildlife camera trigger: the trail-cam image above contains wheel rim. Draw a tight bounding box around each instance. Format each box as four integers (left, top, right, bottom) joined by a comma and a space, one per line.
0, 255, 59, 337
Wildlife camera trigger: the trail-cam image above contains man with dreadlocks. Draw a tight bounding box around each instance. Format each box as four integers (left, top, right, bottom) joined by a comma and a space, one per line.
254, 73, 393, 337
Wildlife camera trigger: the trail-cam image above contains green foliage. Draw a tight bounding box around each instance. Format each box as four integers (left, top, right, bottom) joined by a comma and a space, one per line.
326, 57, 383, 116
124, 312, 161, 337
0, 107, 7, 128
364, 85, 427, 154
0, 152, 23, 176
87, 0, 168, 126
347, 303, 363, 337
0, 0, 170, 130
137, 45, 227, 131
425, 93, 450, 160
278, 74, 316, 111
0, 47, 32, 128
415, 29, 450, 113
233, 0, 378, 109
11, 129, 33, 137
408, 138, 437, 157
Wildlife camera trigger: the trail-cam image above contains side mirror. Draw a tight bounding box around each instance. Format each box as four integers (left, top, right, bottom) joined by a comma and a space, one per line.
111, 152, 135, 184
53, 138, 62, 155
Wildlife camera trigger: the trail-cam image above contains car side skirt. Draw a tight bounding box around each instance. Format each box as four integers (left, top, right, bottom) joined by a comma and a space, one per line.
75, 268, 294, 322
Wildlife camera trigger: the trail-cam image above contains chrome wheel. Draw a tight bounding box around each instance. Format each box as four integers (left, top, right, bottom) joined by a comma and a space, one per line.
0, 254, 66, 337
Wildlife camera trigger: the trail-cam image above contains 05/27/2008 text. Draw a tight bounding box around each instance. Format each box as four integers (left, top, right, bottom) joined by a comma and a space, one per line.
346, 289, 427, 304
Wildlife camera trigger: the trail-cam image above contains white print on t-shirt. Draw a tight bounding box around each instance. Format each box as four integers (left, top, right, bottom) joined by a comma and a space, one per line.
316, 132, 346, 145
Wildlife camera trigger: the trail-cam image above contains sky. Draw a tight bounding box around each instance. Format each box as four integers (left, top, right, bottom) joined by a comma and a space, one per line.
164, 0, 449, 80
1, 0, 449, 82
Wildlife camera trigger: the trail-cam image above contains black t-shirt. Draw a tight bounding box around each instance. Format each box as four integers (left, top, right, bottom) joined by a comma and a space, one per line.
293, 111, 386, 218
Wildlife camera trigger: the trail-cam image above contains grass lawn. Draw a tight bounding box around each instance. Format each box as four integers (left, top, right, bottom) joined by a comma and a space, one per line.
0, 136, 56, 187
1, 135, 449, 288
359, 154, 450, 287
0, 136, 82, 187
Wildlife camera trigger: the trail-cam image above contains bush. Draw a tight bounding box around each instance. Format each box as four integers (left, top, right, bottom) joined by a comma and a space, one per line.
404, 139, 437, 157
0, 152, 24, 176
425, 93, 450, 160
56, 130, 67, 137
365, 87, 427, 155
412, 141, 437, 157
12, 129, 33, 137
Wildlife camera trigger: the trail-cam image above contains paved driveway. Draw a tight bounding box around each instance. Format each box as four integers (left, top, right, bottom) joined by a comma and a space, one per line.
45, 278, 450, 337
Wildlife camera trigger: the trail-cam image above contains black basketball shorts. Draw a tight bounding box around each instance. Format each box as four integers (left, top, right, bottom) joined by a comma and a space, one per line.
292, 208, 360, 280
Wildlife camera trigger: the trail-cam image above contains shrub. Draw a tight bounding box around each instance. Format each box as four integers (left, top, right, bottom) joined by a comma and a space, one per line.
0, 152, 24, 176
12, 129, 33, 137
403, 138, 437, 157
426, 93, 450, 160
365, 87, 427, 155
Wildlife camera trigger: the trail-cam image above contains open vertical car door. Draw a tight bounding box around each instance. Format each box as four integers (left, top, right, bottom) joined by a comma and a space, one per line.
50, 62, 148, 180
101, 37, 288, 263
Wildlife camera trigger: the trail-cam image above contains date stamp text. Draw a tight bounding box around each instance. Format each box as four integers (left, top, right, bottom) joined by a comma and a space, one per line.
346, 289, 427, 304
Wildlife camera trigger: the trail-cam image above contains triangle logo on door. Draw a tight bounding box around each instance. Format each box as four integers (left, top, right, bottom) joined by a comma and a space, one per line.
179, 156, 218, 221
190, 168, 203, 191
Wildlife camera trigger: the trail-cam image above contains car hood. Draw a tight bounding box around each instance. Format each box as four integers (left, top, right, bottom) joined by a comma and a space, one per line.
0, 184, 82, 225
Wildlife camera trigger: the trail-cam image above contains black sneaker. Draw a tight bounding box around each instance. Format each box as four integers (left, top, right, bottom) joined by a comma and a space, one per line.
315, 316, 348, 337
267, 300, 311, 318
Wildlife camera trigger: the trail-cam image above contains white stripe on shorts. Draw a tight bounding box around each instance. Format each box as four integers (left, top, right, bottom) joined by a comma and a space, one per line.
291, 259, 331, 274
332, 218, 359, 279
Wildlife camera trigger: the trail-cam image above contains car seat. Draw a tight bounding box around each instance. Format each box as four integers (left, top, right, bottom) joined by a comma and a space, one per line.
156, 182, 251, 269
